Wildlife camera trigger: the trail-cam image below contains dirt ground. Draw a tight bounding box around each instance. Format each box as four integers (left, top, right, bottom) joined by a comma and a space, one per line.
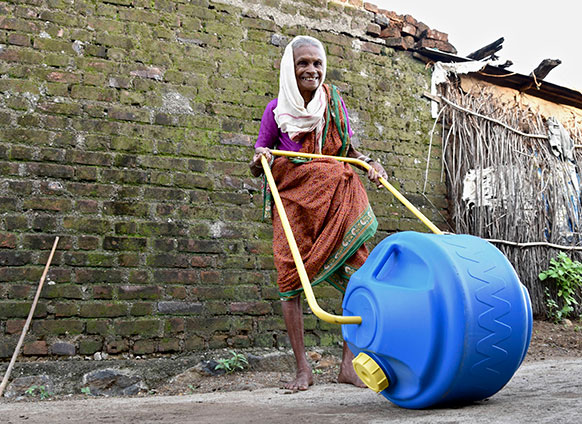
157, 319, 582, 395
1, 319, 582, 424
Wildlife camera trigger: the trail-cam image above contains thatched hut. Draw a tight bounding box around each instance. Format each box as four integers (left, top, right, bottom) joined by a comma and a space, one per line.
416, 48, 582, 317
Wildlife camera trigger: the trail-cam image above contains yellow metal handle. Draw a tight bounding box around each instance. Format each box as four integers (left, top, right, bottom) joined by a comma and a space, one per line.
260, 155, 362, 325
269, 149, 443, 235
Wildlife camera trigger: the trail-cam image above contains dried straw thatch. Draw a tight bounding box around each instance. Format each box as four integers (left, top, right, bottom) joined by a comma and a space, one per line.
433, 77, 582, 317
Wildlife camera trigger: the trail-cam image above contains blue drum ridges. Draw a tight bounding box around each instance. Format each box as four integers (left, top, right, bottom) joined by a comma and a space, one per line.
469, 265, 512, 377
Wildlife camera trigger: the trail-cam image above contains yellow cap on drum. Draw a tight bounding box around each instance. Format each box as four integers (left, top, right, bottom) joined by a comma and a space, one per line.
352, 352, 389, 393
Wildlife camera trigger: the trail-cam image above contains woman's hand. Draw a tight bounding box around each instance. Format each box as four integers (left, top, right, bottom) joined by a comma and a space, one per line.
367, 161, 388, 188
249, 147, 273, 177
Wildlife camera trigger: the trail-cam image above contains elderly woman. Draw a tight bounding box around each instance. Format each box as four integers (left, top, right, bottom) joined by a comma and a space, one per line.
249, 35, 387, 390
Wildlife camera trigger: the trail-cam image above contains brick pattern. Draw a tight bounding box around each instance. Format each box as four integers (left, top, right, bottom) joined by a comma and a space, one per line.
361, 1, 456, 53
0, 0, 447, 358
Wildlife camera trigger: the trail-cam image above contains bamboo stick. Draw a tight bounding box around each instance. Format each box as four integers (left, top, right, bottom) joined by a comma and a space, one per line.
0, 237, 59, 397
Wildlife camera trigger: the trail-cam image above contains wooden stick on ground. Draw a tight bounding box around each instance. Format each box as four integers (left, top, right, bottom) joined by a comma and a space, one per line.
0, 236, 59, 398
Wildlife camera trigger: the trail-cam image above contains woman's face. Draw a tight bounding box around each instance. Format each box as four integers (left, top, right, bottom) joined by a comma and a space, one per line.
293, 44, 324, 103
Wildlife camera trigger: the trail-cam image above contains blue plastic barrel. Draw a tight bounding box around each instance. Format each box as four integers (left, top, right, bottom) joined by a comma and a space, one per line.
342, 231, 532, 409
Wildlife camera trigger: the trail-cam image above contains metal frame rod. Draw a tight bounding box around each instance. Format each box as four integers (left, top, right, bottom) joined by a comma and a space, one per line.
269, 150, 443, 235
260, 156, 362, 325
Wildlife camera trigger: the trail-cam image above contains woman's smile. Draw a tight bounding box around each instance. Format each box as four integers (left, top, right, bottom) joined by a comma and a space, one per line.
293, 44, 324, 105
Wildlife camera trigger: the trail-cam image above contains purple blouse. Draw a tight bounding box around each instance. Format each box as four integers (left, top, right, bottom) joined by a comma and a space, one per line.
254, 98, 353, 152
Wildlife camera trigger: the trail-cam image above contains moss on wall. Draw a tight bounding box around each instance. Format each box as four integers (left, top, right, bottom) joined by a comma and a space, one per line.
0, 0, 446, 358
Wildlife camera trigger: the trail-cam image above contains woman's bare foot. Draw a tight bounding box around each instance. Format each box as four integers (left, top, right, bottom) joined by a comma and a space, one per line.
283, 368, 314, 391
338, 358, 367, 388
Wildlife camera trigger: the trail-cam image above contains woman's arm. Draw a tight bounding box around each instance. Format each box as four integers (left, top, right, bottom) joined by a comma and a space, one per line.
250, 100, 278, 177
347, 145, 388, 188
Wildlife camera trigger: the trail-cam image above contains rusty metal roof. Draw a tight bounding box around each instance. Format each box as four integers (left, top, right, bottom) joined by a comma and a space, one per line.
415, 48, 582, 110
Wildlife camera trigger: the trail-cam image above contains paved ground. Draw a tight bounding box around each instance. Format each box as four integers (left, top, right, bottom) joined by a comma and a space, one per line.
1, 358, 581, 424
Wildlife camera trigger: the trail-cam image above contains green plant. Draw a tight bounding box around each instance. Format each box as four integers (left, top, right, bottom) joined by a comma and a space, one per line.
539, 252, 582, 322
214, 350, 249, 374
25, 385, 52, 400
81, 387, 91, 395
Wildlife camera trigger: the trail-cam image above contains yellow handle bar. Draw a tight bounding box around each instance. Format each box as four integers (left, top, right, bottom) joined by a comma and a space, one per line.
261, 155, 362, 325
269, 150, 443, 235
260, 150, 442, 326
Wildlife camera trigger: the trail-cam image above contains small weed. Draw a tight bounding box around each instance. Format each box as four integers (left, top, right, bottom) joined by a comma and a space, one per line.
81, 387, 91, 395
215, 350, 249, 374
540, 252, 582, 323
313, 369, 323, 375
25, 385, 52, 400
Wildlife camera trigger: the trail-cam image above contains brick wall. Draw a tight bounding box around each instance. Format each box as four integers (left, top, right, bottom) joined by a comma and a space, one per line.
0, 0, 447, 359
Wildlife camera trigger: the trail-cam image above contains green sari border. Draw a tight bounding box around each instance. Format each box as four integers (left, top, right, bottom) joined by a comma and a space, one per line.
279, 204, 378, 299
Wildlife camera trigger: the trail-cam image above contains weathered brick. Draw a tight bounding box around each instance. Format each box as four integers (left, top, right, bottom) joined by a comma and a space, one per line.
0, 251, 32, 266
79, 338, 103, 355
103, 236, 147, 251
41, 284, 83, 299
178, 239, 222, 253
86, 320, 110, 335
153, 269, 199, 284
119, 285, 162, 300
230, 301, 273, 315
78, 236, 101, 250
415, 38, 456, 54
183, 334, 205, 351
366, 23, 381, 37
384, 36, 415, 50
146, 253, 190, 268
163, 317, 185, 335
8, 33, 31, 47
92, 285, 114, 299
70, 85, 118, 102
157, 337, 180, 352
380, 24, 400, 39
23, 198, 73, 212
63, 217, 111, 234
51, 342, 76, 356
80, 302, 127, 318
22, 234, 71, 250
23, 341, 48, 356
34, 319, 84, 335
157, 301, 203, 315
133, 339, 156, 354
54, 302, 80, 317
0, 17, 39, 32
75, 268, 123, 283
103, 202, 149, 217
66, 150, 113, 166
114, 319, 162, 337
106, 339, 129, 354
130, 302, 154, 316
101, 169, 148, 184
185, 317, 230, 334
0, 233, 17, 248
5, 319, 25, 334
139, 221, 187, 237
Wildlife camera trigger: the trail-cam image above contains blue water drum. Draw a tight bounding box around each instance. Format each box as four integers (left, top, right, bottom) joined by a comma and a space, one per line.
342, 231, 532, 409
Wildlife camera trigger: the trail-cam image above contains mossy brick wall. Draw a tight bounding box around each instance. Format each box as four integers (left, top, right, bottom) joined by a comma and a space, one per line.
0, 0, 447, 359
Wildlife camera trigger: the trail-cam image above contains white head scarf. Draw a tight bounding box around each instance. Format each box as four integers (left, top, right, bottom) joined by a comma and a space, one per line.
273, 36, 327, 150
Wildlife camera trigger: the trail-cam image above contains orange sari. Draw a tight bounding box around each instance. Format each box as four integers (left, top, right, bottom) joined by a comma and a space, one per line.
270, 85, 378, 298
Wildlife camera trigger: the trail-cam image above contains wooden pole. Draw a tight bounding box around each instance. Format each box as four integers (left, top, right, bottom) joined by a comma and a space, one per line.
0, 236, 59, 398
